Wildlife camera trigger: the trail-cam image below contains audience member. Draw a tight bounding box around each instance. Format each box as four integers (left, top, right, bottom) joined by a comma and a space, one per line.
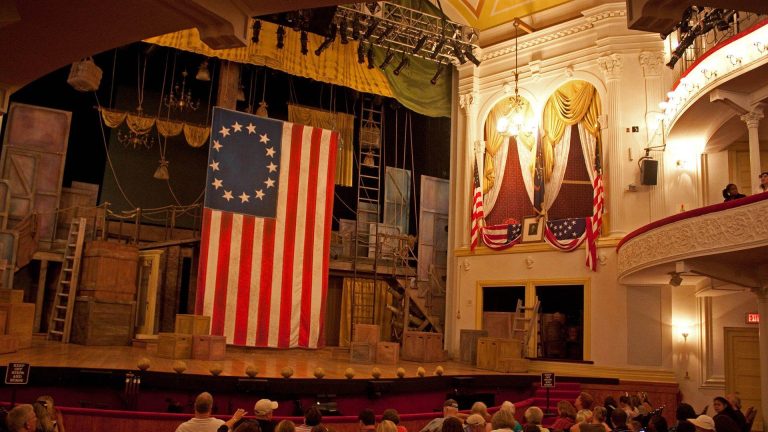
760, 171, 768, 192
443, 418, 465, 432
576, 393, 595, 411
611, 410, 629, 432
550, 401, 577, 432
627, 421, 642, 432
570, 410, 593, 432
276, 420, 296, 432
382, 409, 407, 432
722, 184, 746, 201
6, 405, 37, 432
669, 404, 696, 432
687, 416, 715, 432
592, 407, 611, 432
465, 414, 486, 432
725, 394, 750, 432
675, 422, 694, 432
525, 425, 542, 432
713, 396, 746, 432
32, 401, 52, 432
491, 408, 517, 432
296, 407, 323, 432
359, 409, 377, 432
378, 420, 398, 432
176, 392, 244, 432
646, 416, 668, 432
499, 402, 523, 432
471, 403, 492, 423
713, 415, 740, 432
618, 397, 637, 421
234, 422, 262, 432
524, 407, 549, 432
35, 396, 64, 432
252, 399, 278, 432
419, 399, 460, 432
603, 397, 618, 429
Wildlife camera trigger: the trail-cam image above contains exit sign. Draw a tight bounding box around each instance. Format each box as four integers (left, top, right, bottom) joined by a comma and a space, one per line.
746, 313, 759, 324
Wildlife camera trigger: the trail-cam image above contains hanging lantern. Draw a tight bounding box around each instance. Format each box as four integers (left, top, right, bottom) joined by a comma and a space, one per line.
153, 159, 169, 180
256, 101, 269, 117
67, 58, 103, 92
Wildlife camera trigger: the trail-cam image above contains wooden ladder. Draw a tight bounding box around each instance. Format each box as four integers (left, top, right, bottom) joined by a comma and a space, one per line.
48, 217, 87, 343
511, 298, 540, 357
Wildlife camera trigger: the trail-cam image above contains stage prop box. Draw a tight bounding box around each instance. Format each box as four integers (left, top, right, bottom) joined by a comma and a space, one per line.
401, 330, 443, 362
459, 329, 488, 364
0, 302, 34, 348
71, 297, 135, 346
79, 240, 139, 302
352, 323, 380, 344
376, 341, 400, 364
350, 341, 376, 363
175, 314, 211, 335
158, 333, 192, 359
476, 337, 522, 372
0, 289, 23, 304
192, 335, 226, 360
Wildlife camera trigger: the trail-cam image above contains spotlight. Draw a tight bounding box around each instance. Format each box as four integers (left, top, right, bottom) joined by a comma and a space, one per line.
315, 23, 337, 56
379, 48, 395, 69
669, 272, 683, 287
357, 42, 366, 64
430, 62, 445, 85
393, 55, 409, 75
452, 41, 466, 64
430, 38, 446, 59
367, 45, 375, 69
352, 17, 362, 40
300, 30, 309, 55
276, 25, 285, 49
251, 20, 261, 43
363, 18, 379, 40
412, 33, 428, 54
376, 24, 396, 44
339, 17, 349, 44
465, 47, 481, 66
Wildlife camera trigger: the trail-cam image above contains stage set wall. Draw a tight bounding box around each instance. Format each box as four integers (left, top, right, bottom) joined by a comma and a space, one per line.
445, 0, 762, 414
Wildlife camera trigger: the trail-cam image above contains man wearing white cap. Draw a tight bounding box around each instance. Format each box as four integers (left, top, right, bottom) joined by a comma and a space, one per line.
254, 399, 278, 432
689, 415, 716, 432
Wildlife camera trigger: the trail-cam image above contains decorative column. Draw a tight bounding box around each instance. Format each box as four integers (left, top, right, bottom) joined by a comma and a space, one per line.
753, 286, 768, 422
640, 51, 667, 221
598, 53, 625, 235
458, 90, 479, 246
741, 109, 764, 193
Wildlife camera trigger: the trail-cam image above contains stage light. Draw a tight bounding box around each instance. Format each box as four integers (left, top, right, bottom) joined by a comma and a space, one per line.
376, 24, 396, 44
452, 40, 466, 64
251, 20, 261, 43
430, 38, 446, 59
393, 55, 409, 75
357, 42, 366, 64
276, 25, 285, 49
315, 24, 337, 56
430, 62, 445, 85
300, 30, 309, 55
339, 17, 349, 44
413, 33, 429, 54
367, 45, 375, 69
363, 18, 379, 40
465, 47, 481, 66
379, 48, 395, 69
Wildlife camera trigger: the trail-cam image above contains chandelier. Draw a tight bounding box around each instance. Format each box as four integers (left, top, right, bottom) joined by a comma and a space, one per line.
117, 127, 155, 149
163, 70, 200, 113
496, 21, 536, 138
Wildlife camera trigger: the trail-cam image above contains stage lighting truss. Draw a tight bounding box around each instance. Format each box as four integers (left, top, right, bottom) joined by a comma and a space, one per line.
335, 2, 480, 67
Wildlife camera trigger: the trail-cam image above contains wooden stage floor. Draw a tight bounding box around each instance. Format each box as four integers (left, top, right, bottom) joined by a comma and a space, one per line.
0, 337, 503, 379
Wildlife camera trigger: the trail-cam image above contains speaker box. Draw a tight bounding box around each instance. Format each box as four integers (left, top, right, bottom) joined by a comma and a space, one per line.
640, 159, 658, 185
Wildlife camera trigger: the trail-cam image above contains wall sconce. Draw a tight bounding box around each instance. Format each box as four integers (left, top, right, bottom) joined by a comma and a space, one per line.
726, 54, 742, 66
676, 159, 689, 169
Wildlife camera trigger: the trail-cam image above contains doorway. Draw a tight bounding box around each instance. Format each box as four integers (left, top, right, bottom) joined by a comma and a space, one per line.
724, 327, 762, 432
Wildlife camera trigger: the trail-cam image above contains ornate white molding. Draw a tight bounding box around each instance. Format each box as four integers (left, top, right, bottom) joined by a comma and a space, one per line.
459, 91, 478, 115
639, 51, 664, 77
481, 9, 625, 61
617, 198, 768, 280
597, 54, 623, 79
741, 109, 764, 128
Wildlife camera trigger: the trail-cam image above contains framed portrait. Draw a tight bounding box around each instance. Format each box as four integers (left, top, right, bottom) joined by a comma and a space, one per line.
521, 216, 545, 243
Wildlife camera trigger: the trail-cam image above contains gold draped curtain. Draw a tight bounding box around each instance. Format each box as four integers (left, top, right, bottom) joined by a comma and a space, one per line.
339, 278, 394, 346
288, 104, 354, 187
484, 97, 535, 193
145, 20, 394, 100
542, 80, 602, 180
99, 107, 211, 148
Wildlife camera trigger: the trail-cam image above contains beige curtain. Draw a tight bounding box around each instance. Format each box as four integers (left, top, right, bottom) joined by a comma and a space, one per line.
541, 80, 602, 181
99, 108, 126, 128
339, 278, 394, 346
126, 113, 155, 135
183, 124, 210, 148
156, 119, 184, 137
288, 104, 354, 187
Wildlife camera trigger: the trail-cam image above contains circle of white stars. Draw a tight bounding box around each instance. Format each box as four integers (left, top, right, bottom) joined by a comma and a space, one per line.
209, 120, 277, 203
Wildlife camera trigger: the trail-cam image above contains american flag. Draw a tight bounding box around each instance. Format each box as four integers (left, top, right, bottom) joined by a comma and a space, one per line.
587, 156, 605, 270
481, 223, 522, 250
197, 107, 338, 348
470, 154, 484, 250
546, 218, 586, 240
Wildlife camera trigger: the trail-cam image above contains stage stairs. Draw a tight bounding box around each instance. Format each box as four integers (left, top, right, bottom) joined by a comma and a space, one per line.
530, 382, 582, 424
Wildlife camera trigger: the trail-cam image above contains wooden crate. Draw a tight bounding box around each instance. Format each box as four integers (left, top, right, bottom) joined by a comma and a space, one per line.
0, 310, 5, 334
0, 334, 18, 353
192, 335, 226, 360
497, 357, 529, 373
0, 302, 34, 348
71, 297, 135, 346
459, 329, 488, 364
350, 342, 375, 363
476, 337, 523, 371
157, 333, 192, 359
0, 289, 23, 303
352, 323, 380, 344
401, 331, 443, 362
482, 312, 514, 339
175, 314, 211, 335
376, 341, 400, 364
79, 240, 139, 301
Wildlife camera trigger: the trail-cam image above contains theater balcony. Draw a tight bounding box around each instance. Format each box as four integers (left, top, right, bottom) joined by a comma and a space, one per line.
616, 193, 768, 287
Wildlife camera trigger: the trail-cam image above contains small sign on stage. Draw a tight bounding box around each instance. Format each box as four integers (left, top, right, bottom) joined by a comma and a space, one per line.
5, 362, 30, 385
541, 372, 556, 388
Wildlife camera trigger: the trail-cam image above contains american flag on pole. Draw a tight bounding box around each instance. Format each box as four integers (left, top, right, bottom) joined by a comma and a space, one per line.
197, 107, 338, 348
470, 154, 484, 250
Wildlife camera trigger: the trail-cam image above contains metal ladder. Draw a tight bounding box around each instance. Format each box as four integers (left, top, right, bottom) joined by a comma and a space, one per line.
511, 298, 540, 357
351, 98, 384, 328
48, 217, 87, 343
